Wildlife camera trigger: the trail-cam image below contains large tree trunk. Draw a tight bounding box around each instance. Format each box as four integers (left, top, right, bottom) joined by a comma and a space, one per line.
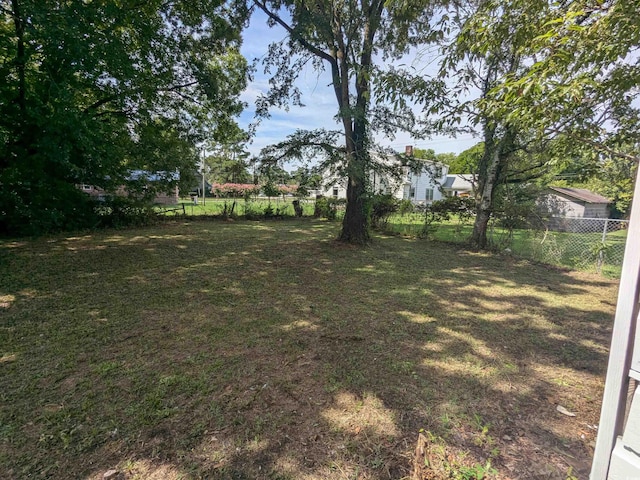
337, 7, 379, 245
471, 145, 501, 249
471, 207, 492, 249
339, 151, 370, 244
337, 115, 371, 244
339, 85, 371, 244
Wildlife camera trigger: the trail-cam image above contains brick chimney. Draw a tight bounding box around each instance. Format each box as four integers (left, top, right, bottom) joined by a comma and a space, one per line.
405, 145, 414, 156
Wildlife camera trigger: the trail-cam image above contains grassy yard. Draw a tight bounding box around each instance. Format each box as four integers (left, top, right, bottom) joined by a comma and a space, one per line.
0, 219, 618, 479
170, 198, 318, 218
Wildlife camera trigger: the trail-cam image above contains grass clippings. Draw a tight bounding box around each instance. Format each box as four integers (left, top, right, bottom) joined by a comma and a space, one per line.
0, 219, 617, 479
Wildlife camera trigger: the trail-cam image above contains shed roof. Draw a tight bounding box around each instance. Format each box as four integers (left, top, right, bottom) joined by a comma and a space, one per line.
548, 187, 610, 204
443, 174, 474, 191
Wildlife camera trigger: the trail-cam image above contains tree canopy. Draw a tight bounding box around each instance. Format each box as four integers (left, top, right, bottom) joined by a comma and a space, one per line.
5, 0, 637, 243
1, 0, 248, 235
424, 0, 640, 248
493, 0, 640, 160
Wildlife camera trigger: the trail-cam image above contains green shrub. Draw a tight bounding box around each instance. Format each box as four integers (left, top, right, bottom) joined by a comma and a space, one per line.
263, 204, 275, 218
244, 200, 261, 220
494, 201, 538, 230
421, 196, 476, 238
95, 197, 159, 229
371, 194, 399, 229
398, 199, 414, 215
0, 173, 100, 236
314, 196, 342, 220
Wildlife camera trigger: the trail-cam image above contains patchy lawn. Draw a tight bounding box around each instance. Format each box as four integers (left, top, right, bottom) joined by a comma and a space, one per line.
0, 219, 617, 479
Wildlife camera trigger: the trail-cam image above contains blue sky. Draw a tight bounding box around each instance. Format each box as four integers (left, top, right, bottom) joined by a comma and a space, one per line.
238, 11, 480, 162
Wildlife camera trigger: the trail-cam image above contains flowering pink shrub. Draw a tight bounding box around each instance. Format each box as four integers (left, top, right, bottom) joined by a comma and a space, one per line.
277, 184, 298, 195
211, 183, 299, 197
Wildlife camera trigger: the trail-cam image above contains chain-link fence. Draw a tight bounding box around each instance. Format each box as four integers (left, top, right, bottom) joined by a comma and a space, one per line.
384, 213, 629, 276
500, 217, 628, 276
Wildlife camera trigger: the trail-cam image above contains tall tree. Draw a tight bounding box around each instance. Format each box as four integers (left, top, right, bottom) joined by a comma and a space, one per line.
206, 154, 252, 184
0, 0, 248, 234
396, 0, 639, 248
447, 145, 480, 175
456, 0, 640, 247
412, 148, 437, 162
251, 0, 442, 244
434, 1, 549, 248
207, 126, 252, 184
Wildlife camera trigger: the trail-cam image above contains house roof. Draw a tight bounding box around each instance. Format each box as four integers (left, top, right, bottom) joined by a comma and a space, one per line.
128, 170, 180, 182
372, 151, 447, 171
443, 174, 474, 191
548, 187, 610, 204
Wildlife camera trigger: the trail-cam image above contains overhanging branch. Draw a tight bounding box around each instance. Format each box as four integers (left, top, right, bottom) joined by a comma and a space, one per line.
550, 128, 640, 163
252, 0, 336, 67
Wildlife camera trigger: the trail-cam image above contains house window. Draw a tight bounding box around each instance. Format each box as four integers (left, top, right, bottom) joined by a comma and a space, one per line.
426, 188, 434, 201
332, 187, 338, 198
409, 187, 416, 198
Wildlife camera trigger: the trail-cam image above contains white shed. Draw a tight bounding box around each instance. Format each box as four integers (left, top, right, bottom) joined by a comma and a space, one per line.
540, 187, 611, 218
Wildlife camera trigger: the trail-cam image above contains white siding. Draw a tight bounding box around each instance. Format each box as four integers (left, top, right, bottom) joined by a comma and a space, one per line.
404, 164, 448, 204
320, 157, 448, 204
621, 387, 640, 452
608, 439, 640, 479
321, 174, 348, 199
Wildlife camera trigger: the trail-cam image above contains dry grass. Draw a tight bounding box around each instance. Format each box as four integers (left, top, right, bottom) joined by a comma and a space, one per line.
0, 219, 618, 479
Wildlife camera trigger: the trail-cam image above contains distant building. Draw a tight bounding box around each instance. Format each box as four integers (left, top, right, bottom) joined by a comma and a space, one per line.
538, 187, 611, 218
320, 147, 448, 205
442, 174, 475, 198
79, 170, 179, 205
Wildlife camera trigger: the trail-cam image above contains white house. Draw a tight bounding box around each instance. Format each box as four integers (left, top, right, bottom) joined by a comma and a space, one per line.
319, 173, 348, 199
395, 161, 448, 204
320, 149, 449, 205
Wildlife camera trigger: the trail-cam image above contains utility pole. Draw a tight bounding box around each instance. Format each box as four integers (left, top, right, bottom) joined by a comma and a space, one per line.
201, 149, 206, 206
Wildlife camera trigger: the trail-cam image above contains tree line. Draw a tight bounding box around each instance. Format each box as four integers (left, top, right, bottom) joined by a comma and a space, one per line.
2, 0, 638, 242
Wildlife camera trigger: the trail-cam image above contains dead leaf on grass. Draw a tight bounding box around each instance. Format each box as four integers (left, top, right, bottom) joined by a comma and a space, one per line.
556, 405, 577, 417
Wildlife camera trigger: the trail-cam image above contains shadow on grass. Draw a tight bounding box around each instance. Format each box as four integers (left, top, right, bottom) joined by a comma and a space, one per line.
0, 219, 617, 479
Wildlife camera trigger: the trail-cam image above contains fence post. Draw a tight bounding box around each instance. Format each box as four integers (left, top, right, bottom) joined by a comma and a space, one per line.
599, 219, 609, 269
602, 218, 609, 244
